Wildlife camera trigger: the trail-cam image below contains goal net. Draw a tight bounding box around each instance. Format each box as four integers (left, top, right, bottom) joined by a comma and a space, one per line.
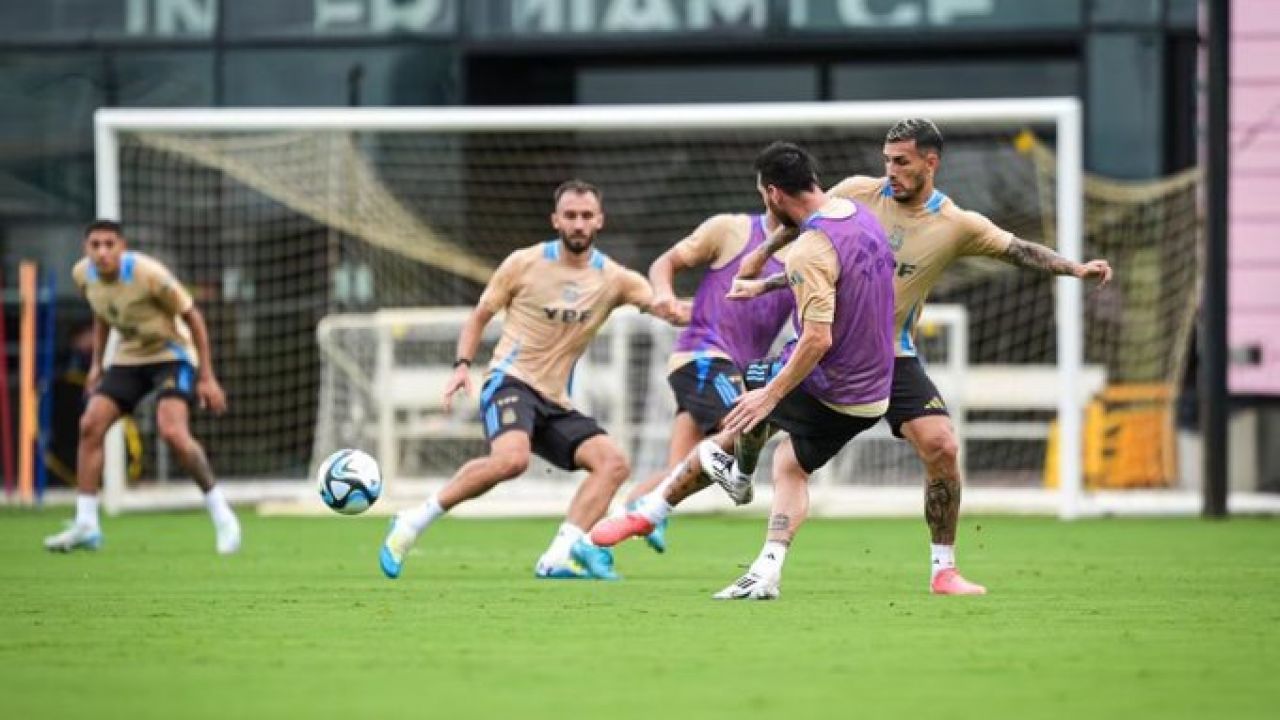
93, 101, 1202, 517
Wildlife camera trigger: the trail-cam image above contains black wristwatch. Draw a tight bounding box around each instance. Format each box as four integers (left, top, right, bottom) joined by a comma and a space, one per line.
453, 358, 472, 368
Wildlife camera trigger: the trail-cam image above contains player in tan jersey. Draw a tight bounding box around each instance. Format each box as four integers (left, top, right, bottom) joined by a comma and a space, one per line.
44, 220, 239, 556
378, 180, 689, 581
736, 119, 1113, 595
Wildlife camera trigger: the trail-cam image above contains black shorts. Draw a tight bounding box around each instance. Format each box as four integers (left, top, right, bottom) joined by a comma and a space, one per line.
667, 357, 746, 434
479, 375, 606, 472
95, 361, 196, 414
743, 358, 881, 475
884, 356, 950, 438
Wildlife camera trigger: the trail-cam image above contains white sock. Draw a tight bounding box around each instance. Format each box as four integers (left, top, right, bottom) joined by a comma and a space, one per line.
931, 543, 956, 579
749, 540, 788, 578
75, 494, 100, 531
204, 487, 236, 526
632, 492, 673, 525
402, 494, 446, 535
540, 522, 585, 567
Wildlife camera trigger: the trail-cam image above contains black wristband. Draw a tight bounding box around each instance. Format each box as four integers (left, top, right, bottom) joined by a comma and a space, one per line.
453, 358, 472, 368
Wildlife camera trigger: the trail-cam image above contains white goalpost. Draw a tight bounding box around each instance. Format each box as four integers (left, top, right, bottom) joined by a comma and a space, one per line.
94, 98, 1218, 520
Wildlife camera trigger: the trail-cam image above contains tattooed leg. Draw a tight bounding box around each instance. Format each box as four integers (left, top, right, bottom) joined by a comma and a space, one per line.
925, 476, 960, 545
766, 438, 809, 545
902, 415, 962, 545
735, 422, 772, 476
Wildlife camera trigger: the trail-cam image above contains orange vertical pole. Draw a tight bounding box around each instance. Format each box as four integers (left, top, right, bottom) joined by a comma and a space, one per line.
18, 261, 36, 504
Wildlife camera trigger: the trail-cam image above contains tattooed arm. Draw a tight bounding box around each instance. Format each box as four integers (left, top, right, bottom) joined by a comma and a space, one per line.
1002, 237, 1113, 286
726, 271, 791, 300
735, 225, 800, 280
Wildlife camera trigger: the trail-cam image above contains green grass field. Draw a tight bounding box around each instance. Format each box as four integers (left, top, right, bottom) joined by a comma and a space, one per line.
1, 509, 1276, 719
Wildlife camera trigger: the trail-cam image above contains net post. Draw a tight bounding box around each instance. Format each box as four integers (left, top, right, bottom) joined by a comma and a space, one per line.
376, 316, 398, 484
1055, 101, 1085, 520
1202, 0, 1230, 518
94, 111, 129, 514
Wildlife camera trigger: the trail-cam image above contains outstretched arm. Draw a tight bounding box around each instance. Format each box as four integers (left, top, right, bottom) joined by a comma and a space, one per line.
735, 225, 800, 280
726, 271, 791, 300
623, 269, 690, 326
648, 246, 693, 323
1001, 237, 1113, 286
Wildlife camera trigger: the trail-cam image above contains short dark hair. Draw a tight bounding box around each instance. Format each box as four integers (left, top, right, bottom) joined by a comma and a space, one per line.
84, 219, 124, 238
753, 141, 820, 195
553, 179, 602, 207
885, 118, 943, 156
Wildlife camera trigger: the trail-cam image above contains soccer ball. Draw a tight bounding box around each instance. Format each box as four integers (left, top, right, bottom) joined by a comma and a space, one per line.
317, 449, 382, 515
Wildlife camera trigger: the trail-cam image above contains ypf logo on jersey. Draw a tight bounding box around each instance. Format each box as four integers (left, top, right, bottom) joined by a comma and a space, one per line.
542, 306, 595, 324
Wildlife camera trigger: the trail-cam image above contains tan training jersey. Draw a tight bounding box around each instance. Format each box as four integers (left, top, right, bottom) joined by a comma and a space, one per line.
829, 175, 1013, 356
478, 241, 653, 409
73, 251, 198, 367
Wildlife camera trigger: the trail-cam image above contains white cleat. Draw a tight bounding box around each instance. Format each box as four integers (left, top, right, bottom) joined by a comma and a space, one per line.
713, 571, 780, 600
43, 522, 103, 553
215, 515, 242, 555
699, 440, 752, 505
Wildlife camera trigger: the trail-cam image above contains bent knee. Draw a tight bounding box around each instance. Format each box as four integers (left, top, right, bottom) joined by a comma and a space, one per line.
491, 453, 529, 479
918, 432, 959, 466
157, 424, 192, 449
78, 415, 111, 442
602, 455, 631, 484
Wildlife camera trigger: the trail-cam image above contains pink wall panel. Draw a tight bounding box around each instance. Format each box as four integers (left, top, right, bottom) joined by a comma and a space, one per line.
1228, 316, 1280, 394
1233, 1, 1280, 35
1229, 267, 1280, 310
1231, 222, 1280, 263
1229, 171, 1280, 215
1231, 4, 1280, 394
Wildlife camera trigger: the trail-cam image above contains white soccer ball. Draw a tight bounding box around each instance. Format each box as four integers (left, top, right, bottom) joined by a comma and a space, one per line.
316, 449, 382, 515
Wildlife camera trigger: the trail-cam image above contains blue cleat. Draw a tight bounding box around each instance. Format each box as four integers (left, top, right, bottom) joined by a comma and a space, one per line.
570, 538, 620, 580
379, 515, 418, 579
627, 502, 668, 554
644, 517, 669, 554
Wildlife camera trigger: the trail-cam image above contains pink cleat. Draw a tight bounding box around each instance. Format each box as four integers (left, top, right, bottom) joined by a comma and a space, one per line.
930, 568, 988, 595
590, 513, 655, 548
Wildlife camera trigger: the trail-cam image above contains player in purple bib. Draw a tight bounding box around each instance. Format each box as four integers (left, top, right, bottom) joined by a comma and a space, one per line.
591, 143, 896, 601
618, 210, 794, 552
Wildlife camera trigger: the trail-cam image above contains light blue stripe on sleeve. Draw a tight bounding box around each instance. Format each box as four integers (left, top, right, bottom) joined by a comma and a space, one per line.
165, 340, 193, 364
899, 305, 918, 353
119, 252, 137, 283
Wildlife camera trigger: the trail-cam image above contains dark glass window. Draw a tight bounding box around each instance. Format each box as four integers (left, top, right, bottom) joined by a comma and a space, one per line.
1090, 0, 1162, 26
222, 46, 457, 106
577, 65, 818, 104
832, 60, 1079, 101
0, 50, 213, 294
